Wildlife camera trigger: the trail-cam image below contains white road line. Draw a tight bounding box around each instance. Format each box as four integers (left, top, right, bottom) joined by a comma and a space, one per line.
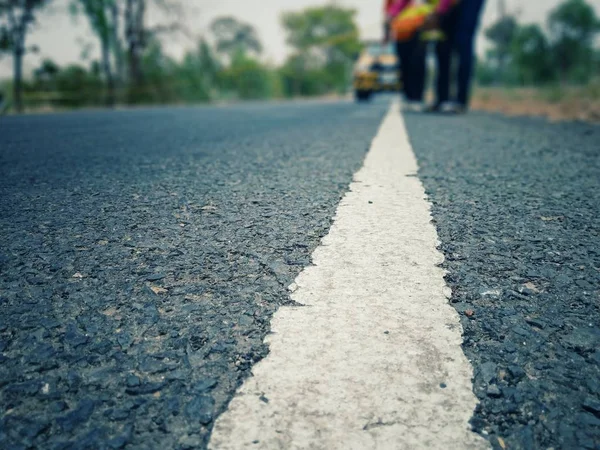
209, 102, 488, 450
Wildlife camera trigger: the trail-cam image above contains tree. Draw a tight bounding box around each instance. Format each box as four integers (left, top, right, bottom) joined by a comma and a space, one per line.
33, 57, 58, 81
124, 0, 189, 100
280, 52, 329, 97
485, 15, 518, 81
176, 39, 220, 102
71, 0, 118, 106
0, 0, 48, 113
282, 6, 360, 62
281, 5, 361, 93
219, 49, 281, 100
124, 0, 145, 85
0, 23, 10, 53
210, 16, 262, 61
197, 39, 219, 84
109, 0, 124, 82
55, 63, 103, 107
548, 0, 600, 83
510, 24, 554, 85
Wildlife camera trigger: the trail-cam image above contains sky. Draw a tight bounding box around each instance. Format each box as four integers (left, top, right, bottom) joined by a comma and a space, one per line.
1, 0, 600, 78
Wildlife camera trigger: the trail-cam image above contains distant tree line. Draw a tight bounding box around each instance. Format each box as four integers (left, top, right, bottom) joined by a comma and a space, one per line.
0, 2, 361, 112
478, 0, 600, 86
2, 0, 598, 112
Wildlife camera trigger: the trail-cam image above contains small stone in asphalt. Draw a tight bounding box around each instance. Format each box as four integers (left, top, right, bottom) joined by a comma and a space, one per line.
193, 378, 218, 392
479, 361, 497, 385
562, 327, 600, 353
178, 434, 203, 449
125, 381, 166, 396
582, 398, 600, 418
579, 412, 600, 427
57, 399, 95, 432
126, 375, 141, 388
525, 318, 546, 329
507, 365, 526, 382
146, 273, 166, 282
64, 324, 89, 348
576, 431, 596, 449
107, 409, 130, 421
185, 395, 215, 425
486, 385, 502, 398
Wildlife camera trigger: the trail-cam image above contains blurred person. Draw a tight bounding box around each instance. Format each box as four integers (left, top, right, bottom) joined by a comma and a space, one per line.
385, 0, 427, 112
424, 0, 486, 113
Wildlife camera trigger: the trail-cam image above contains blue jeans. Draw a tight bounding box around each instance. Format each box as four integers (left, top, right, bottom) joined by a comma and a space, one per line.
435, 0, 486, 106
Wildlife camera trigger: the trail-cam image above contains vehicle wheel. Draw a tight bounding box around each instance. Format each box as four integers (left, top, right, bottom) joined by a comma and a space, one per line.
355, 90, 372, 102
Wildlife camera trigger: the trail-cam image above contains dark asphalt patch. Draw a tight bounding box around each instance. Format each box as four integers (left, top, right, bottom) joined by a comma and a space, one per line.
0, 101, 388, 449
405, 113, 600, 450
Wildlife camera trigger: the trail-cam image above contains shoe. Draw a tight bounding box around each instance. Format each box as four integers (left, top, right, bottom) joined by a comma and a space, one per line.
402, 101, 424, 113
441, 102, 468, 114
425, 102, 442, 113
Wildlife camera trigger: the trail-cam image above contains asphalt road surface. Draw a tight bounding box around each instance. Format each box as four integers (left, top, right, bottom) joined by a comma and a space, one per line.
0, 99, 599, 450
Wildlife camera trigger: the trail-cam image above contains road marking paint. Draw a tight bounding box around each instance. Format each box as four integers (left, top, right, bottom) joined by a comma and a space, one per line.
209, 102, 488, 450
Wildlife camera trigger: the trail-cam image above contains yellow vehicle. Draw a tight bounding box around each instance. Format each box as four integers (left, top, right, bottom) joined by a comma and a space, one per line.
353, 41, 400, 102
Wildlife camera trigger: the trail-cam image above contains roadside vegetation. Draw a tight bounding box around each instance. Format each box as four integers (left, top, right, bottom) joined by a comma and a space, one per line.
473, 0, 600, 122
0, 1, 360, 113
0, 0, 598, 119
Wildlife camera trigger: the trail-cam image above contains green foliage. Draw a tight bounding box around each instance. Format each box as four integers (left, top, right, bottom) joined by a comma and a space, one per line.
475, 60, 496, 87
282, 6, 361, 59
280, 5, 361, 96
127, 38, 178, 104
549, 0, 599, 43
4, 3, 362, 110
279, 56, 330, 97
71, 0, 119, 105
0, 0, 47, 49
481, 0, 600, 87
220, 50, 277, 100
55, 64, 103, 106
25, 62, 104, 108
0, 26, 12, 53
485, 15, 518, 73
71, 0, 114, 43
0, 0, 49, 112
211, 16, 262, 60
34, 58, 59, 82
511, 24, 555, 85
174, 39, 220, 102
548, 0, 600, 82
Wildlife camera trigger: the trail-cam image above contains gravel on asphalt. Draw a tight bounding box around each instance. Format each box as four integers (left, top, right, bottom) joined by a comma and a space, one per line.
0, 101, 388, 449
405, 112, 600, 450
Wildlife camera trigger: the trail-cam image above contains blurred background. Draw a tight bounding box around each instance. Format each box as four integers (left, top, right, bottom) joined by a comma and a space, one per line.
0, 0, 599, 120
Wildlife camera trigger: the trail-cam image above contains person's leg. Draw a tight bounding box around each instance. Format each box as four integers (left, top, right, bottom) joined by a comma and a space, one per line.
431, 6, 459, 107
455, 0, 486, 107
396, 40, 414, 101
397, 37, 423, 101
434, 40, 451, 105
429, 6, 460, 112
412, 37, 427, 102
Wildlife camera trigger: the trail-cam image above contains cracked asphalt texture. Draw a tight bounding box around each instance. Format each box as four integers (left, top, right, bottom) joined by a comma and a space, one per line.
0, 101, 388, 449
405, 113, 600, 450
